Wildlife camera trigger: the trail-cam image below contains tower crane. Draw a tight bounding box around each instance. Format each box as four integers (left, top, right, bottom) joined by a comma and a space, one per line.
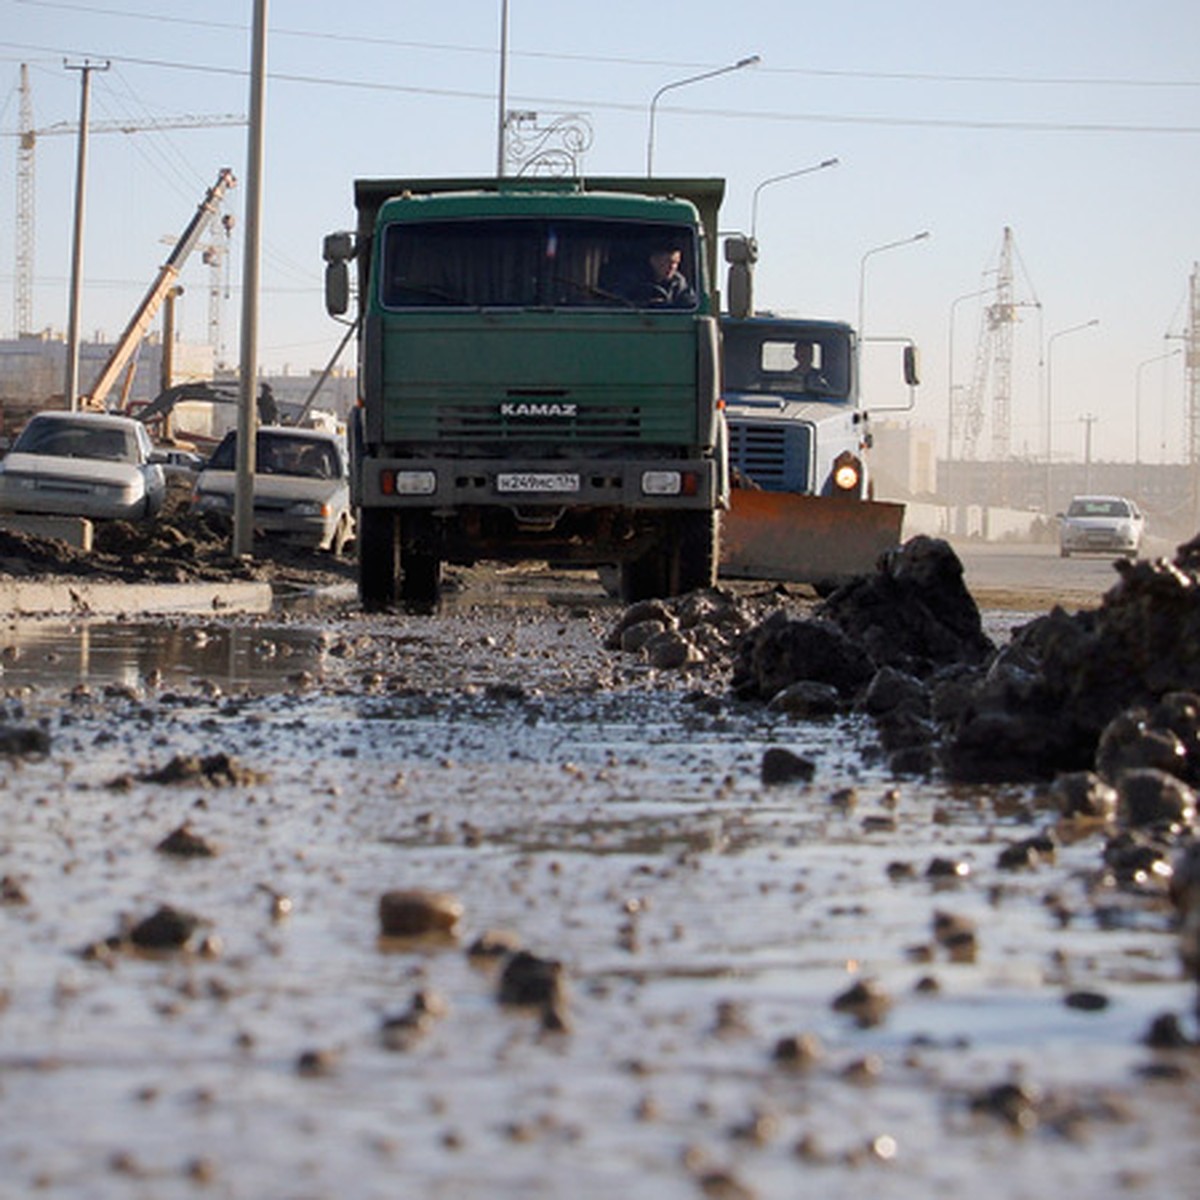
955, 227, 1040, 462
9, 62, 245, 336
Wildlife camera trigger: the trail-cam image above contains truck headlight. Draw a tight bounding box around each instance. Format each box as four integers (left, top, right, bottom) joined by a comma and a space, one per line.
831, 451, 862, 495
642, 470, 682, 496
382, 469, 436, 496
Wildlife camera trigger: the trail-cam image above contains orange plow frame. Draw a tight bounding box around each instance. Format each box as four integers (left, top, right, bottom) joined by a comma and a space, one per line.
719, 489, 904, 585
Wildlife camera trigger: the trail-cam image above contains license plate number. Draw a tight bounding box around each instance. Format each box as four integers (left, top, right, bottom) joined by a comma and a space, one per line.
496, 473, 580, 493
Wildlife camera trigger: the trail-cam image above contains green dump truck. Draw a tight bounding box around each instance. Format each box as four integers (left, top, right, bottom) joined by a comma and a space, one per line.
324, 177, 729, 610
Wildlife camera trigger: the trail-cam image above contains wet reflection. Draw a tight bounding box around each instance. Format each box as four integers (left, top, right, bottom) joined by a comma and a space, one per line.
0, 618, 328, 694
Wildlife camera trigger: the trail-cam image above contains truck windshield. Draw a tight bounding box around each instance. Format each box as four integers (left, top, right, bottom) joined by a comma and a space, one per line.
380, 218, 699, 310
723, 327, 852, 400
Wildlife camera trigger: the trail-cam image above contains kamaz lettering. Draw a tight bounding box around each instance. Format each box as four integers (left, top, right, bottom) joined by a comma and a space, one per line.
500, 402, 577, 418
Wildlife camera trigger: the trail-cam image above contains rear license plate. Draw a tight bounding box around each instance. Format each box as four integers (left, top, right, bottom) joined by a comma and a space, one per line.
496, 473, 580, 494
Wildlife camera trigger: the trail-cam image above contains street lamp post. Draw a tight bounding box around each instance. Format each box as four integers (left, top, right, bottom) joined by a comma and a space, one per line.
749, 156, 838, 242
857, 231, 930, 341
646, 55, 759, 176
1135, 348, 1183, 497
1044, 318, 1099, 515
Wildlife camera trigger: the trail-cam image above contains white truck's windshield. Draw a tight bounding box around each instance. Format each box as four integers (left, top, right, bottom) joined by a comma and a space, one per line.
380, 218, 699, 310
723, 327, 852, 400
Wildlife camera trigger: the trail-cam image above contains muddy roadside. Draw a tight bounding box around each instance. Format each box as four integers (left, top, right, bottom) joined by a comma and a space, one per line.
1, 524, 1198, 1200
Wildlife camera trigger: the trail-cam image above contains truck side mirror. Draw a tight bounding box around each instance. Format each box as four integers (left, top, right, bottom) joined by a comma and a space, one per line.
724, 235, 758, 320
325, 261, 350, 316
323, 232, 354, 317
903, 343, 921, 387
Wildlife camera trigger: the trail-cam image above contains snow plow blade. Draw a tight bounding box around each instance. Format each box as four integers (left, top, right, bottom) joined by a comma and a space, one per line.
720, 490, 905, 586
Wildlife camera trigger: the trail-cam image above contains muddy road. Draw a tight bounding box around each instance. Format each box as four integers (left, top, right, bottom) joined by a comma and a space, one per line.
0, 547, 1198, 1200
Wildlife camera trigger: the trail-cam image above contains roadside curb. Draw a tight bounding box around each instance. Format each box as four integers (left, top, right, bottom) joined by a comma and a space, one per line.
0, 580, 273, 616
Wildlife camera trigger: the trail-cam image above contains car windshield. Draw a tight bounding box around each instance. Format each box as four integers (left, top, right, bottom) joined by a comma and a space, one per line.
14, 418, 134, 462
722, 327, 852, 399
1067, 499, 1130, 518
380, 217, 699, 310
208, 432, 341, 480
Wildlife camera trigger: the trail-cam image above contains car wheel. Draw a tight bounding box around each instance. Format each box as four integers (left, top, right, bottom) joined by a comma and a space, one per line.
330, 515, 351, 557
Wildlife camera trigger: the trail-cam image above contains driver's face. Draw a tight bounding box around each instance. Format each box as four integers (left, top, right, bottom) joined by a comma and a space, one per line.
649, 250, 681, 280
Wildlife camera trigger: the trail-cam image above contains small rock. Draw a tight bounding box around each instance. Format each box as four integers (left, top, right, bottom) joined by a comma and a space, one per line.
156, 822, 218, 858
766, 681, 842, 718
771, 1032, 823, 1069
466, 928, 523, 959
378, 889, 463, 938
1118, 769, 1197, 828
0, 724, 50, 757
1048, 771, 1118, 820
497, 949, 567, 1010
760, 747, 815, 786
128, 905, 204, 951
831, 978, 892, 1027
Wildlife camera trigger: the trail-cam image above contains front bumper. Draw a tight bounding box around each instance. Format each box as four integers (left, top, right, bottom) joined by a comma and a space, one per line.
358, 455, 723, 510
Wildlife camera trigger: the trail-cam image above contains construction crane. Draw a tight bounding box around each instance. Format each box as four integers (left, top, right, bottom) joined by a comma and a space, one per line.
955, 227, 1040, 462
9, 62, 245, 336
84, 166, 236, 410
160, 206, 236, 363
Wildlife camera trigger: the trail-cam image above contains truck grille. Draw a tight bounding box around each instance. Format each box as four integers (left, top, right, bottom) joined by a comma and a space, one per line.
727, 421, 812, 491
434, 404, 646, 441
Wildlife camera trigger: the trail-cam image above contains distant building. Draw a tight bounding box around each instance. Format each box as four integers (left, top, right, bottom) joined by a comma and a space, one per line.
0, 332, 355, 443
872, 420, 938, 499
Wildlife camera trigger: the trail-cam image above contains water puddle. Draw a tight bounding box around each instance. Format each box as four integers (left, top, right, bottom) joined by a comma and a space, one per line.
0, 616, 331, 695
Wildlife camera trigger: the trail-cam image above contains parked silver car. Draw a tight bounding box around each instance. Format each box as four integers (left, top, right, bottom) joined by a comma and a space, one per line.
1058, 494, 1144, 558
0, 410, 166, 521
191, 426, 354, 554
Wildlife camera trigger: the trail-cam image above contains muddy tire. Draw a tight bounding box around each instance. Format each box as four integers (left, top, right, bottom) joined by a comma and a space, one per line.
358, 507, 399, 610
618, 550, 668, 604
399, 511, 442, 613
671, 510, 719, 595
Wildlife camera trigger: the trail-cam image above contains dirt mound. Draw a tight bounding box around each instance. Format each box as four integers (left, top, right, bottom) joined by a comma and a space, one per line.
0, 500, 353, 590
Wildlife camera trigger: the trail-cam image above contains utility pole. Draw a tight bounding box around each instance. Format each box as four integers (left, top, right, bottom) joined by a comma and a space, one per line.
1079, 413, 1097, 494
64, 57, 109, 411
235, 0, 267, 557
15, 64, 34, 337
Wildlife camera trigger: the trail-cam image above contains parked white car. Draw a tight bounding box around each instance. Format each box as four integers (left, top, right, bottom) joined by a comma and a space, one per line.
191, 426, 354, 554
0, 410, 166, 521
1059, 494, 1144, 558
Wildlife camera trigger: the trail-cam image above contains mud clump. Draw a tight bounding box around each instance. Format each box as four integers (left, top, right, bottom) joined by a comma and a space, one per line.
378, 888, 464, 938
136, 752, 268, 787
943, 543, 1200, 782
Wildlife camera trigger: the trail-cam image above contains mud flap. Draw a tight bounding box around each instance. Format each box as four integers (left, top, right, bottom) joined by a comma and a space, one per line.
719, 490, 904, 586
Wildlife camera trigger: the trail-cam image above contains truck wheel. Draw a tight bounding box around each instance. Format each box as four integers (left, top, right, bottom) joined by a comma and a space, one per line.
618, 550, 668, 604
399, 511, 441, 613
358, 507, 398, 610
671, 510, 719, 595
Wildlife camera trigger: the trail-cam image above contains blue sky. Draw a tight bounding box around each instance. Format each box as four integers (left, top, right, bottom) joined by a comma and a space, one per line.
1, 0, 1197, 464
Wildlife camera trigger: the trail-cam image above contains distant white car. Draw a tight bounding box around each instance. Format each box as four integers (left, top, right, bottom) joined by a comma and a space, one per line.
0, 410, 166, 521
191, 426, 354, 554
1059, 494, 1144, 558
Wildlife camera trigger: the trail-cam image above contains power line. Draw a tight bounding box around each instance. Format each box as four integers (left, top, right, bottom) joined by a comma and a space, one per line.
7, 3, 1200, 89
2, 43, 1197, 137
